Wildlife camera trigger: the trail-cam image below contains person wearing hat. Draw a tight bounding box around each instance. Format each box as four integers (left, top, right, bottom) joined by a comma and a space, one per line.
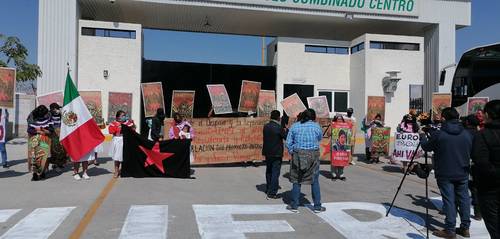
49, 103, 68, 172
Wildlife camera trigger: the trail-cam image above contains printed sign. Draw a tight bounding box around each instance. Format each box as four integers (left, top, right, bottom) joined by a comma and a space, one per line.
331, 121, 352, 167
37, 91, 63, 107
108, 92, 133, 123
0, 68, 15, 108
141, 82, 165, 118
171, 90, 195, 118
79, 90, 104, 125
367, 96, 385, 123
238, 80, 261, 113
307, 96, 330, 118
207, 84, 233, 115
432, 93, 451, 121
370, 127, 391, 157
393, 132, 422, 162
467, 97, 489, 115
257, 90, 276, 117
280, 93, 306, 118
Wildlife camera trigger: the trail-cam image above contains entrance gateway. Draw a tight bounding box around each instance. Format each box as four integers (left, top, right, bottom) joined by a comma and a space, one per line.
37, 0, 471, 133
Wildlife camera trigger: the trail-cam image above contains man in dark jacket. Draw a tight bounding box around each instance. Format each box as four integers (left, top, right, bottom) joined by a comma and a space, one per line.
472, 100, 500, 239
421, 107, 472, 238
262, 110, 287, 199
151, 108, 166, 142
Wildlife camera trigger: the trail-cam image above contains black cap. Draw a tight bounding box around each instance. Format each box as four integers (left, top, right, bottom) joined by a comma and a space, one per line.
49, 103, 61, 110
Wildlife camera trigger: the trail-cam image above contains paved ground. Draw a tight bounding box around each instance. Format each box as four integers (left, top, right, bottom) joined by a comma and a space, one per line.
0, 139, 488, 239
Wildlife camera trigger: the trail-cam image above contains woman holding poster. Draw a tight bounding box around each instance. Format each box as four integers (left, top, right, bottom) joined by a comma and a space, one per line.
331, 116, 352, 181
394, 114, 420, 173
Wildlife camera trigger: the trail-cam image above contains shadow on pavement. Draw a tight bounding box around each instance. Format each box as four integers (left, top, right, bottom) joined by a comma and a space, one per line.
281, 190, 310, 206
0, 170, 28, 178
382, 165, 404, 174
320, 170, 334, 180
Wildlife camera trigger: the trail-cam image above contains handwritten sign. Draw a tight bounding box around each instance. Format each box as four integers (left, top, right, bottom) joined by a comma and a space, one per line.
331, 121, 352, 167
280, 93, 306, 118
393, 132, 422, 161
370, 127, 391, 157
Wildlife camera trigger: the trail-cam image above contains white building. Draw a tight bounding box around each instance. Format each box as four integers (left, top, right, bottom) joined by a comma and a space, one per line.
37, 0, 471, 130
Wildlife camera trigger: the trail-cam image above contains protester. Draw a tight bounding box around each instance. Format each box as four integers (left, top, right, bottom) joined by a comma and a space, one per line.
471, 100, 500, 238
151, 108, 166, 141
462, 114, 482, 221
345, 108, 357, 165
396, 114, 420, 171
48, 103, 68, 172
331, 115, 348, 181
0, 109, 8, 168
169, 113, 194, 140
262, 110, 287, 199
109, 110, 136, 178
286, 109, 325, 213
363, 114, 384, 164
27, 105, 54, 181
420, 107, 472, 238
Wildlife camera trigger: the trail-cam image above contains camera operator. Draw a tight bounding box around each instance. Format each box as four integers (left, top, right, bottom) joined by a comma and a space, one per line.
420, 107, 473, 238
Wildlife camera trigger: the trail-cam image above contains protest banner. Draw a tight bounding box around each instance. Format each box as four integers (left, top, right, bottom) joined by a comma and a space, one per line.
207, 84, 233, 115
370, 127, 391, 157
307, 96, 330, 118
257, 90, 276, 117
280, 93, 306, 118
79, 90, 104, 125
367, 96, 385, 122
393, 132, 422, 161
141, 82, 165, 118
171, 90, 195, 118
467, 97, 489, 115
238, 80, 261, 113
331, 121, 353, 167
37, 91, 63, 107
108, 92, 133, 123
431, 93, 451, 121
0, 67, 15, 108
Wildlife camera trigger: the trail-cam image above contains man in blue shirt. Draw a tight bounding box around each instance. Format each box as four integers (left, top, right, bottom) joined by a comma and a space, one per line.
286, 109, 325, 213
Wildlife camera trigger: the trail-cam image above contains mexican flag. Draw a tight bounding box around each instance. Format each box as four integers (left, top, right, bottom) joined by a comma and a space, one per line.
60, 71, 104, 161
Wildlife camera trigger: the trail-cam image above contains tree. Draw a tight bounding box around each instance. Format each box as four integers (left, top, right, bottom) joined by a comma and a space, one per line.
0, 33, 42, 93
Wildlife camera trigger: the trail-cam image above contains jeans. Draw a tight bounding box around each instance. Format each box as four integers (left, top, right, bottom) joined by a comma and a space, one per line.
265, 156, 282, 195
478, 189, 499, 239
291, 164, 321, 209
437, 178, 471, 232
0, 142, 7, 166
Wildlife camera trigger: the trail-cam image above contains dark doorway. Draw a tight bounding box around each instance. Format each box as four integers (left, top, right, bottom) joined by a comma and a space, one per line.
283, 84, 314, 107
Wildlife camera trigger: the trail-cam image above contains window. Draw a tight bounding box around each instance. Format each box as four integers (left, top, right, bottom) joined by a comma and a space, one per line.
350, 42, 365, 54
369, 41, 419, 51
318, 90, 349, 113
81, 27, 136, 39
305, 45, 349, 55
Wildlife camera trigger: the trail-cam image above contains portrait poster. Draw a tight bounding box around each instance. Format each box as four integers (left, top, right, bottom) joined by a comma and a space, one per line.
331, 121, 353, 167
141, 82, 165, 118
108, 92, 132, 123
409, 85, 424, 114
393, 132, 423, 162
370, 127, 391, 157
257, 90, 276, 117
206, 84, 233, 115
37, 91, 63, 107
238, 80, 261, 113
432, 93, 452, 121
280, 93, 306, 118
467, 97, 489, 115
171, 90, 195, 118
0, 67, 15, 108
367, 96, 385, 123
307, 96, 330, 118
79, 90, 104, 125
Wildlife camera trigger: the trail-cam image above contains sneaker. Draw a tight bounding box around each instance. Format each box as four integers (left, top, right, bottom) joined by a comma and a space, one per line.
455, 228, 470, 238
349, 161, 356, 165
266, 194, 278, 200
339, 175, 346, 181
432, 229, 456, 239
2, 163, 9, 168
313, 206, 326, 213
73, 173, 82, 181
472, 214, 482, 221
82, 173, 90, 180
286, 206, 298, 213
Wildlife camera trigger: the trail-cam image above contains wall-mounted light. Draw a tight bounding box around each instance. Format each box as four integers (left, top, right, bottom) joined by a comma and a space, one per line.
103, 70, 109, 79
344, 13, 354, 20
382, 71, 401, 93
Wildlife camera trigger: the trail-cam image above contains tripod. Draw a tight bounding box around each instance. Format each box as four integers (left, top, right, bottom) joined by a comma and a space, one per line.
386, 141, 431, 239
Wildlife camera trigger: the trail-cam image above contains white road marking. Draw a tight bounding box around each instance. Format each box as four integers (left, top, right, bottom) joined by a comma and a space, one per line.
118, 205, 168, 239
0, 207, 75, 239
430, 197, 489, 239
193, 204, 295, 239
0, 209, 20, 223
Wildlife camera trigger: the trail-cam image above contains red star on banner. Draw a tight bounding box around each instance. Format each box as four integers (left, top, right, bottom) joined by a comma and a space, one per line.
139, 142, 174, 174
320, 141, 331, 159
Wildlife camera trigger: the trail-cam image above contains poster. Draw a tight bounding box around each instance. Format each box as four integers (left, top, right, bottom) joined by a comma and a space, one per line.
171, 90, 195, 118
367, 96, 385, 122
409, 85, 423, 114
108, 92, 132, 123
206, 84, 233, 115
0, 68, 15, 108
37, 91, 63, 107
79, 90, 104, 125
431, 93, 451, 121
280, 93, 306, 118
331, 121, 353, 167
370, 127, 391, 157
307, 96, 330, 118
141, 82, 165, 118
238, 80, 261, 113
467, 97, 489, 115
257, 90, 276, 117
393, 132, 423, 162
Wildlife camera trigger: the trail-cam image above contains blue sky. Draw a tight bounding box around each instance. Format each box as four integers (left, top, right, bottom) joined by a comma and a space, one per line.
0, 0, 499, 66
